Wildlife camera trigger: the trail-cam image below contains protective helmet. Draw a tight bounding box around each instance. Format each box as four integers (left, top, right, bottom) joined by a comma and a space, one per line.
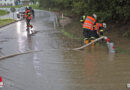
92, 13, 97, 19
103, 23, 107, 28
26, 6, 30, 10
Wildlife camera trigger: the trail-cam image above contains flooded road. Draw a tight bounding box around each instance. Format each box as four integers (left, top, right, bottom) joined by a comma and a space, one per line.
0, 10, 130, 90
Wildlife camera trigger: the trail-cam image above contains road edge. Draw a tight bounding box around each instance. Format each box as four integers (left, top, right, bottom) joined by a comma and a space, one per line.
0, 19, 23, 29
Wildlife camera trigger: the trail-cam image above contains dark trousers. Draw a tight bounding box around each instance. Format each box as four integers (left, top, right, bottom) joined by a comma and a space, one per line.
94, 30, 99, 38
90, 30, 96, 40
26, 19, 31, 26
83, 29, 91, 39
100, 32, 103, 36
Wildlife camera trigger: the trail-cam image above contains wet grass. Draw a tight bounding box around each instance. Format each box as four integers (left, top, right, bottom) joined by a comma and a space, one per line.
63, 20, 83, 36
61, 29, 83, 40
0, 5, 25, 8
0, 19, 16, 27
0, 10, 9, 16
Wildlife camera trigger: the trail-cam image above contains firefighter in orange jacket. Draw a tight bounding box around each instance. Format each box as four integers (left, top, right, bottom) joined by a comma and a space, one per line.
83, 14, 97, 44
94, 22, 107, 38
25, 7, 33, 30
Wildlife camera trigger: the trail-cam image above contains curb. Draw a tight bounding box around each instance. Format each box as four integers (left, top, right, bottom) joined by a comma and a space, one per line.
0, 19, 24, 28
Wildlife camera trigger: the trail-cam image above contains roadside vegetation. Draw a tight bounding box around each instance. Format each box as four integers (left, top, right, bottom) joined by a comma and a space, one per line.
0, 19, 16, 27
38, 0, 130, 23
0, 5, 23, 8
0, 5, 42, 10
38, 0, 130, 38
0, 10, 9, 16
0, 9, 15, 27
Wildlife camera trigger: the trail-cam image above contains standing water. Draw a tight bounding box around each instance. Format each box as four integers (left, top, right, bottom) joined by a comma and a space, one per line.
0, 10, 129, 90
57, 20, 130, 90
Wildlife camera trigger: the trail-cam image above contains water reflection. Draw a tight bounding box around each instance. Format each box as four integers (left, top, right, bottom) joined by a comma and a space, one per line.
108, 53, 115, 61
27, 36, 33, 50
16, 21, 27, 52
84, 52, 95, 81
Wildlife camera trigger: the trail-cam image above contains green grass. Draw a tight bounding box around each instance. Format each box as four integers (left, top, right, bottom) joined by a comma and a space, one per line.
0, 5, 41, 9
0, 19, 16, 27
0, 5, 24, 8
61, 29, 83, 40
0, 10, 9, 16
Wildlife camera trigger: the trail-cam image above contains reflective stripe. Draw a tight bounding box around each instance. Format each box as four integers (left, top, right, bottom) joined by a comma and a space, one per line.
80, 20, 83, 22
100, 29, 103, 32
84, 25, 92, 28
85, 18, 95, 24
84, 38, 88, 40
84, 23, 92, 26
91, 37, 95, 39
83, 23, 93, 28
83, 16, 86, 20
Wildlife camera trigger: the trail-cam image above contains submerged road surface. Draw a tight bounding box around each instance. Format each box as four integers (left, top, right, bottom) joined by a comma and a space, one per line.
0, 10, 130, 90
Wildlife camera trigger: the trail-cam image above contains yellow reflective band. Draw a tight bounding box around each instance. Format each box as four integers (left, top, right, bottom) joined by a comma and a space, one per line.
80, 20, 83, 22
91, 37, 95, 39
100, 29, 103, 32
83, 16, 86, 20
84, 38, 88, 40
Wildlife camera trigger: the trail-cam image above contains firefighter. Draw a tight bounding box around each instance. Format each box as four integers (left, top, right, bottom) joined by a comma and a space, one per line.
25, 7, 33, 31
100, 23, 106, 36
82, 13, 97, 45
94, 22, 107, 38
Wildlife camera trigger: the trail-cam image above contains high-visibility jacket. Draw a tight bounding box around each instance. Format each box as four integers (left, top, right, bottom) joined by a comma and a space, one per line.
25, 10, 30, 14
83, 16, 96, 30
94, 23, 103, 32
25, 12, 32, 20
0, 76, 2, 82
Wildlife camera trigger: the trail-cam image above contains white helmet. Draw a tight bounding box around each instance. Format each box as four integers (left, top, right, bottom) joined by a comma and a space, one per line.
93, 13, 97, 19
103, 23, 107, 28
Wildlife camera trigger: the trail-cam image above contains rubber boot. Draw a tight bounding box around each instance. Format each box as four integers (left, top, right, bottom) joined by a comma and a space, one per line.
91, 40, 95, 47
90, 36, 95, 47
84, 38, 89, 44
85, 40, 89, 44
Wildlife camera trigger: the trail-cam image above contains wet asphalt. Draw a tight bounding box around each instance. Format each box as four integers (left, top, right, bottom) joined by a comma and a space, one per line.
0, 9, 130, 90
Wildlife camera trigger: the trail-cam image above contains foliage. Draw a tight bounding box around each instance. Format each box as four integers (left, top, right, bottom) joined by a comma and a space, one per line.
38, 0, 130, 23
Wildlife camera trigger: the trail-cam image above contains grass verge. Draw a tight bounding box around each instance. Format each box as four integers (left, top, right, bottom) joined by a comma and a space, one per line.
0, 10, 9, 16
0, 19, 16, 27
0, 5, 24, 8
0, 5, 40, 9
